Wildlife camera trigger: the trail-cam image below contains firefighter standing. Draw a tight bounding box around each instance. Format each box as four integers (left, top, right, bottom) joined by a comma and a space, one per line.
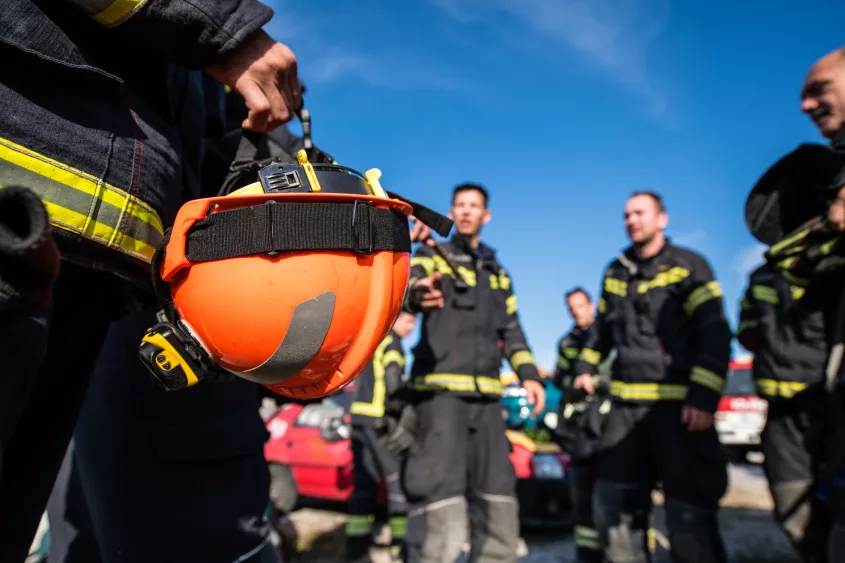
552, 287, 610, 563
0, 2, 301, 558
572, 191, 733, 563
402, 183, 546, 563
798, 47, 845, 562
737, 263, 830, 563
346, 311, 417, 562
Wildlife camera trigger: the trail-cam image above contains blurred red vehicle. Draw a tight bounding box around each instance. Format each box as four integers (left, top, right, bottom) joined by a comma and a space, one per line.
714, 356, 767, 462
263, 385, 573, 526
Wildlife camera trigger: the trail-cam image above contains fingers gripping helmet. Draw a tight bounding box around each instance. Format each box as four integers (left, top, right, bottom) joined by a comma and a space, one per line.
140, 150, 450, 400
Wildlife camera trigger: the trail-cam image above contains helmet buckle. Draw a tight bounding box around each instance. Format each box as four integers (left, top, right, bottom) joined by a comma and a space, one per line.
351, 200, 374, 255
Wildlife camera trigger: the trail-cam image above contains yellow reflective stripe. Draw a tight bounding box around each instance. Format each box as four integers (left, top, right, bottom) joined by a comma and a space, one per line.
476, 377, 502, 395
382, 349, 405, 368
791, 286, 806, 300
414, 374, 502, 395
345, 514, 375, 536
431, 255, 476, 286
690, 366, 725, 394
611, 381, 688, 401
756, 379, 807, 399
741, 297, 753, 311
637, 267, 690, 293
93, 0, 149, 26
389, 516, 407, 539
506, 295, 518, 315
580, 348, 601, 366
683, 281, 723, 316
604, 277, 628, 297
598, 297, 607, 313
564, 347, 580, 359
575, 526, 600, 549
349, 336, 393, 417
0, 136, 163, 263
509, 350, 535, 370
498, 273, 511, 291
556, 355, 569, 370
414, 373, 476, 392
752, 285, 778, 304
410, 256, 435, 276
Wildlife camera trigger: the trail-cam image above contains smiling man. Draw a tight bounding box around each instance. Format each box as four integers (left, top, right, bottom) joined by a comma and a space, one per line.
401, 182, 545, 563
801, 47, 845, 230
572, 191, 733, 563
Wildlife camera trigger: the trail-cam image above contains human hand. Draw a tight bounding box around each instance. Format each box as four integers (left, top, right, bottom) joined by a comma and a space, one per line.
573, 374, 595, 395
205, 30, 301, 132
411, 273, 444, 311
682, 405, 714, 432
523, 379, 546, 417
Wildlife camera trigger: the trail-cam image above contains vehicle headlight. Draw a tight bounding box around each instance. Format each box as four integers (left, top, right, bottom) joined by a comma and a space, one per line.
531, 454, 564, 479
543, 412, 558, 429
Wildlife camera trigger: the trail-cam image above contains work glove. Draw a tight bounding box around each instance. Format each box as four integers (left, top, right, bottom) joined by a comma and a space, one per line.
0, 186, 61, 311
378, 403, 417, 457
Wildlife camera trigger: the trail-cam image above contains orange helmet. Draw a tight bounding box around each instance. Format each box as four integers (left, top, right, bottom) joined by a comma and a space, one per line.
140, 149, 450, 400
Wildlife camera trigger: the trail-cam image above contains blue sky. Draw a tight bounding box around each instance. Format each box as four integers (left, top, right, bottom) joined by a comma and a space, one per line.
266, 1, 845, 372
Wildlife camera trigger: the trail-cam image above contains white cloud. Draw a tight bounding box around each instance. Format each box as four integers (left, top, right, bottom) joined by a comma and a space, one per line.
673, 229, 706, 247
430, 0, 672, 121
734, 243, 767, 281
267, 2, 473, 94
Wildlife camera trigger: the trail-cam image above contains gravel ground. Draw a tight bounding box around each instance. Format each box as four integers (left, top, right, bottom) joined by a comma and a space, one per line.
285, 463, 802, 563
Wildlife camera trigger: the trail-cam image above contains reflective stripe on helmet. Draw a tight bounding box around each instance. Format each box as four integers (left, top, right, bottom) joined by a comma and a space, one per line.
0, 136, 164, 263
228, 291, 336, 385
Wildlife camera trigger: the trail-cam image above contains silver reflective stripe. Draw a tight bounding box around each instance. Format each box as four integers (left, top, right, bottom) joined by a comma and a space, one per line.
0, 136, 163, 263
232, 291, 336, 385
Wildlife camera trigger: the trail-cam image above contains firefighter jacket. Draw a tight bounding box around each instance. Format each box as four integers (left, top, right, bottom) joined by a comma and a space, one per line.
349, 329, 407, 427
554, 325, 590, 390
571, 241, 733, 414
737, 263, 827, 402
404, 234, 542, 400
0, 0, 273, 291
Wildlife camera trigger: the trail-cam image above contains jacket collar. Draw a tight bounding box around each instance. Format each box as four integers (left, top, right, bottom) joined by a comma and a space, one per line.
450, 233, 496, 260
620, 238, 673, 277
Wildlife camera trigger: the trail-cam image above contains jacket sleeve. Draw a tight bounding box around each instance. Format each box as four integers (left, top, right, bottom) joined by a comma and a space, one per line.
680, 254, 733, 414
736, 282, 760, 353
553, 336, 570, 389
497, 269, 542, 384
62, 0, 274, 69
572, 273, 614, 377
402, 244, 437, 314
382, 339, 406, 399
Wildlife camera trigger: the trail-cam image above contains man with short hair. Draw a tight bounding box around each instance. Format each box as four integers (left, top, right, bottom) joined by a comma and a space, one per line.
801, 46, 845, 230
572, 191, 733, 563
798, 47, 845, 563
402, 182, 545, 563
553, 287, 608, 563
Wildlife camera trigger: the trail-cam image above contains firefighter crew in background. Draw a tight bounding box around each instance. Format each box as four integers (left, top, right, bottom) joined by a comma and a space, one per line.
346, 311, 417, 562
402, 183, 546, 563
0, 1, 301, 559
572, 191, 733, 563
737, 263, 830, 563
553, 287, 609, 563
